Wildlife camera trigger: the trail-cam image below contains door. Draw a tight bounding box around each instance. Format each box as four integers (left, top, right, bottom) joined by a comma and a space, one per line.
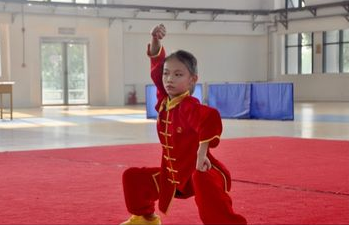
41, 40, 89, 105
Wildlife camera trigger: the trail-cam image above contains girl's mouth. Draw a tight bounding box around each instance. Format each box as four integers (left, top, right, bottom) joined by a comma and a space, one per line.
165, 85, 174, 90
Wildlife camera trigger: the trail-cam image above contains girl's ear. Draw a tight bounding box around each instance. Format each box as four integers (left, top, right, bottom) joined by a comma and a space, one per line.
189, 75, 198, 95
191, 74, 198, 84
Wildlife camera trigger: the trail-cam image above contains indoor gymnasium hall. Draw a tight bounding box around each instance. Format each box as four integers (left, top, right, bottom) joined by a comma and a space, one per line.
0, 0, 348, 224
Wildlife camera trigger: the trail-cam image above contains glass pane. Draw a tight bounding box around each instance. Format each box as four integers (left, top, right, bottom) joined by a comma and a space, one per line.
287, 0, 299, 8
324, 45, 339, 73
287, 47, 298, 74
301, 45, 312, 74
0, 39, 1, 78
67, 43, 88, 104
51, 0, 73, 2
343, 29, 349, 42
301, 33, 312, 45
76, 0, 94, 3
41, 43, 64, 105
287, 33, 298, 46
325, 30, 339, 43
343, 43, 349, 73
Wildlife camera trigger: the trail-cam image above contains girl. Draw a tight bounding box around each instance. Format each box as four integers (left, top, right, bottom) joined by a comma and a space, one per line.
120, 24, 247, 225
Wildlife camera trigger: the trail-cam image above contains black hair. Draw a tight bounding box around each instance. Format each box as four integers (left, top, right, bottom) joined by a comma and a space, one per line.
164, 50, 198, 75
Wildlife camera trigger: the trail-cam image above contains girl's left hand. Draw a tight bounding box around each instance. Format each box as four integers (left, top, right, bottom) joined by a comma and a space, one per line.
196, 155, 211, 172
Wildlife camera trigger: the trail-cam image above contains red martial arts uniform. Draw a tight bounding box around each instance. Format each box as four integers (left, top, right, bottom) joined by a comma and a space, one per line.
122, 46, 247, 224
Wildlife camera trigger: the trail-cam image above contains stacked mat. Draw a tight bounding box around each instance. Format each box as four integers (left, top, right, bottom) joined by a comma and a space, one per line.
146, 82, 294, 120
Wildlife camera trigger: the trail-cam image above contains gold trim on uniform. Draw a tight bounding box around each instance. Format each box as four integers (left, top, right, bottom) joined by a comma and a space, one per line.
212, 165, 228, 193
199, 135, 221, 144
166, 167, 178, 173
167, 178, 180, 184
166, 91, 190, 111
148, 45, 163, 58
152, 172, 160, 193
163, 186, 177, 215
159, 92, 186, 215
162, 144, 173, 149
161, 119, 172, 124
160, 131, 172, 137
158, 98, 167, 113
163, 155, 176, 161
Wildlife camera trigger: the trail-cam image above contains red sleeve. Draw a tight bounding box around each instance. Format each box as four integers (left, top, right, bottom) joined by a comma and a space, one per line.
184, 99, 223, 148
147, 44, 167, 103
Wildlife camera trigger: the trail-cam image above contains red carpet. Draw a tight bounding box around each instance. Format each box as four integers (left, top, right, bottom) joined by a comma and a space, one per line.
0, 137, 348, 224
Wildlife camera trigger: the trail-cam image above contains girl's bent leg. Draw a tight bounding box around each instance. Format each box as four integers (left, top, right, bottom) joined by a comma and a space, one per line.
122, 167, 161, 215
192, 168, 247, 225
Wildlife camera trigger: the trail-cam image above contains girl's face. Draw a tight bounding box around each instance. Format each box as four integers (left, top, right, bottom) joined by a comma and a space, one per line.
163, 57, 198, 99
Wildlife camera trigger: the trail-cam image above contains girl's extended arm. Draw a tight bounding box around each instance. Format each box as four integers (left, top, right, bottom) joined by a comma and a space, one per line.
148, 24, 167, 100
149, 24, 166, 56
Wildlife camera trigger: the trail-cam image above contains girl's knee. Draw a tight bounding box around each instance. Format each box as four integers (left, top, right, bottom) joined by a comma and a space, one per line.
122, 167, 140, 182
123, 167, 159, 182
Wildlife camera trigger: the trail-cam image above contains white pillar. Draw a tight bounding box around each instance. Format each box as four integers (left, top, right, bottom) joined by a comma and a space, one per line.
107, 20, 125, 106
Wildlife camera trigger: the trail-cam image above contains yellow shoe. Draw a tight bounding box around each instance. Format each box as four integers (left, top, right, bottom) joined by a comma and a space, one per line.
120, 214, 161, 225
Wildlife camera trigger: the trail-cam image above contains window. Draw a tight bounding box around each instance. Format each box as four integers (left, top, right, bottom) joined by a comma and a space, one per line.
285, 32, 313, 74
76, 0, 93, 3
323, 29, 349, 73
51, 0, 75, 2
323, 31, 339, 73
28, 0, 96, 3
344, 30, 349, 73
0, 39, 1, 78
286, 0, 305, 8
28, 0, 97, 4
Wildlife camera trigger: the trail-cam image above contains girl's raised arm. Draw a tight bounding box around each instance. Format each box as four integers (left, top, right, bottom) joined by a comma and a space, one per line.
149, 24, 166, 56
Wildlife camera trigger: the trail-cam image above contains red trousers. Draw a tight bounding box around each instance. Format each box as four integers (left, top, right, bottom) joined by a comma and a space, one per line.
122, 167, 247, 225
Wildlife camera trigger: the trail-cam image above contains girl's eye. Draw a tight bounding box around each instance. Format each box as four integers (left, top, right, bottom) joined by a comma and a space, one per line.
163, 72, 169, 76
175, 73, 182, 77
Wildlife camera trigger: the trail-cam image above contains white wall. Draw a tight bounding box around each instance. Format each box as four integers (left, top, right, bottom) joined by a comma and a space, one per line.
123, 31, 267, 103
107, 21, 125, 106
1, 14, 113, 107
0, 0, 348, 107
0, 14, 268, 107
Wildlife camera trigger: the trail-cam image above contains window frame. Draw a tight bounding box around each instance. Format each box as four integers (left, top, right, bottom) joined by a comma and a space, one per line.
285, 32, 314, 75
323, 29, 349, 74
286, 0, 305, 9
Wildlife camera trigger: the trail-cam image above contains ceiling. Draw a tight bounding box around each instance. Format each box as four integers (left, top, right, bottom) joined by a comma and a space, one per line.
0, 0, 348, 30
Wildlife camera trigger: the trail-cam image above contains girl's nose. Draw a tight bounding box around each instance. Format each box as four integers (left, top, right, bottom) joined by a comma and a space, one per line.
166, 74, 174, 82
